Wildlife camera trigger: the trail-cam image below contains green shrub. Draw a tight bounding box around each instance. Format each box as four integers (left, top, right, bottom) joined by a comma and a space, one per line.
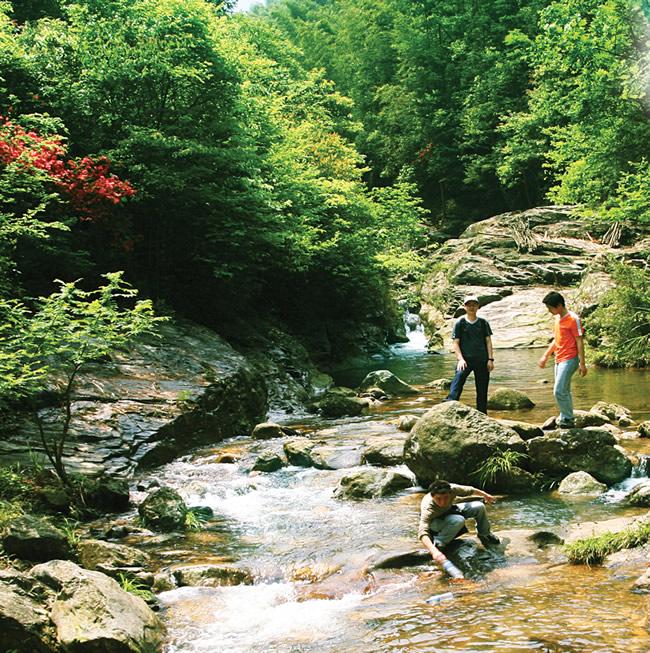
473, 449, 527, 487
587, 261, 650, 367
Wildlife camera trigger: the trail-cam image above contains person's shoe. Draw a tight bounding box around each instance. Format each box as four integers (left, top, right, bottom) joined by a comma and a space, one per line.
557, 419, 576, 429
478, 533, 501, 548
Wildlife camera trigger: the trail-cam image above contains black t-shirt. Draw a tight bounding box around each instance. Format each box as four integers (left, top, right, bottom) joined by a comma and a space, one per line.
452, 317, 492, 359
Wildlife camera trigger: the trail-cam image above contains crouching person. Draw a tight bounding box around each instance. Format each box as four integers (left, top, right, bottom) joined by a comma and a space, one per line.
418, 480, 500, 579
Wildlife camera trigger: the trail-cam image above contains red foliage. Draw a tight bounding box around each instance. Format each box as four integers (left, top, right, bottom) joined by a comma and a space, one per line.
0, 117, 136, 220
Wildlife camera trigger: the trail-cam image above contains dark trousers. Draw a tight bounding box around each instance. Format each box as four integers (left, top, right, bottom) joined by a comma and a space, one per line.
446, 356, 490, 413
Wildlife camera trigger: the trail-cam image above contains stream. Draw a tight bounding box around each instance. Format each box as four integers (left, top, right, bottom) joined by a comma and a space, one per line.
132, 345, 650, 653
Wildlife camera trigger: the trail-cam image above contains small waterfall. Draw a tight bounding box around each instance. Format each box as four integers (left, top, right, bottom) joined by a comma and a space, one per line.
392, 310, 428, 353
632, 454, 650, 478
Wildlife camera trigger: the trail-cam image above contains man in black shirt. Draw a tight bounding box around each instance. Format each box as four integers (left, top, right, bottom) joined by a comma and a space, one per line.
445, 295, 494, 413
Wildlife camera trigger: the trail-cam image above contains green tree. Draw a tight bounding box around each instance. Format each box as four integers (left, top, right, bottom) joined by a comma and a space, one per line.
0, 272, 163, 483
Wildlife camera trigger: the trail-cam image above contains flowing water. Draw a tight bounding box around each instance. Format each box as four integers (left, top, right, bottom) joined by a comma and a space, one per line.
134, 345, 650, 653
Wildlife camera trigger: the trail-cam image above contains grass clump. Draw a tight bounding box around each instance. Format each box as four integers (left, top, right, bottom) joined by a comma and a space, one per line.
118, 573, 156, 602
473, 449, 527, 487
565, 520, 650, 565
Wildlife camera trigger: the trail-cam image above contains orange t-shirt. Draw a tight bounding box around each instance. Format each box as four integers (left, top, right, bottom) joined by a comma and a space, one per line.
553, 311, 584, 363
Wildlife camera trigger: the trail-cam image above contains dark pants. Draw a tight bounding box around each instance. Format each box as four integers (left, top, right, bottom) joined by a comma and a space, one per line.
446, 356, 490, 413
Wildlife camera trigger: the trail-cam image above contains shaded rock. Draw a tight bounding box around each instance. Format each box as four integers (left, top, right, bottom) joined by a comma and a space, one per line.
0, 572, 55, 653
252, 451, 285, 473
557, 471, 607, 495
152, 570, 176, 593
397, 415, 419, 432
358, 370, 417, 396
1, 515, 72, 563
497, 419, 544, 441
403, 401, 525, 487
626, 481, 650, 507
334, 469, 414, 500
541, 415, 557, 430
361, 434, 408, 466
30, 559, 164, 653
359, 387, 389, 400
425, 378, 452, 391
318, 391, 368, 418
78, 539, 150, 574
138, 487, 188, 532
526, 531, 564, 549
82, 476, 130, 513
487, 388, 535, 410
369, 548, 431, 570
172, 564, 254, 587
527, 429, 632, 485
638, 421, 650, 438
283, 437, 315, 467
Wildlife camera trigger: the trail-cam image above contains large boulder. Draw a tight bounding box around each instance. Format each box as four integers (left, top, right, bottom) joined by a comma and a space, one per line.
30, 559, 164, 653
358, 370, 418, 396
0, 569, 56, 653
138, 487, 188, 532
333, 469, 414, 500
527, 429, 632, 485
557, 471, 607, 495
1, 515, 72, 563
403, 401, 525, 486
589, 401, 632, 424
0, 321, 268, 476
487, 388, 535, 410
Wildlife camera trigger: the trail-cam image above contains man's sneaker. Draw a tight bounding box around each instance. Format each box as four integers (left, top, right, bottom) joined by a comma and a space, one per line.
557, 419, 576, 429
479, 533, 501, 548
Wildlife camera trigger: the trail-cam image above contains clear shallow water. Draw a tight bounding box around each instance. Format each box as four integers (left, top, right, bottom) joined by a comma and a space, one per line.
142, 347, 650, 653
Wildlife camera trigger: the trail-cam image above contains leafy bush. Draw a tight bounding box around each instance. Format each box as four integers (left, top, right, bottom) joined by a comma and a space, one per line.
587, 261, 650, 367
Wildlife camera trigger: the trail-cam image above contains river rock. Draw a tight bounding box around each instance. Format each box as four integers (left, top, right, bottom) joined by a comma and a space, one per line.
571, 410, 609, 428
403, 401, 525, 486
638, 421, 650, 438
0, 569, 56, 653
487, 388, 535, 410
634, 568, 650, 593
172, 564, 254, 587
1, 515, 72, 562
284, 437, 316, 466
497, 419, 544, 441
30, 559, 164, 652
397, 415, 419, 432
526, 429, 632, 485
78, 540, 150, 576
309, 445, 363, 469
557, 471, 607, 495
626, 481, 650, 507
425, 378, 452, 391
333, 469, 414, 500
358, 370, 418, 396
589, 402, 632, 423
318, 390, 368, 418
252, 450, 285, 472
251, 422, 284, 440
138, 487, 188, 532
81, 476, 131, 513
361, 434, 408, 466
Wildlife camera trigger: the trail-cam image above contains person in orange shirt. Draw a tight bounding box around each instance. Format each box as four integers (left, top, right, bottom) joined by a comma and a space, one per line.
538, 291, 587, 428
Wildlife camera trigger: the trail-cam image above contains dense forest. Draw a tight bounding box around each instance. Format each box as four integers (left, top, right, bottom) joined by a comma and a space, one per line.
1, 0, 649, 410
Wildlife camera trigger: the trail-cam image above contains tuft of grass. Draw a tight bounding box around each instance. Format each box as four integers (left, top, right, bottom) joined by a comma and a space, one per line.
59, 517, 81, 550
118, 573, 155, 602
565, 520, 650, 565
184, 508, 209, 531
473, 449, 527, 487
0, 498, 25, 529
